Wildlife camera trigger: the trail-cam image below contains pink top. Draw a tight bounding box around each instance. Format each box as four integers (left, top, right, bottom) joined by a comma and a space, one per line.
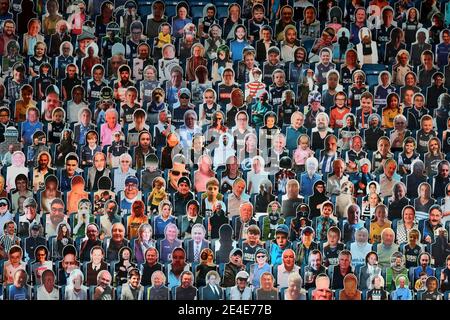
100, 123, 122, 147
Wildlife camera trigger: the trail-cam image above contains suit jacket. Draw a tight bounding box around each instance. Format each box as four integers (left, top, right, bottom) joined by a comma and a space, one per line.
180, 215, 203, 237
87, 167, 111, 190
186, 239, 210, 263
255, 40, 277, 64
86, 261, 108, 287
234, 218, 257, 241
202, 284, 223, 300
49, 33, 72, 57
121, 283, 144, 300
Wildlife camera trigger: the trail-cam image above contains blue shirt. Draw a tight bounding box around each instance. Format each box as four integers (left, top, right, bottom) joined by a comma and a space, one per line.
286, 126, 306, 151
9, 285, 29, 300
77, 124, 90, 146
21, 121, 44, 146
60, 170, 82, 192
414, 266, 434, 280
230, 40, 249, 62
154, 216, 176, 239
113, 168, 137, 193
251, 263, 272, 288
299, 173, 322, 199
172, 18, 192, 37
391, 287, 412, 300
0, 212, 13, 237
27, 37, 37, 56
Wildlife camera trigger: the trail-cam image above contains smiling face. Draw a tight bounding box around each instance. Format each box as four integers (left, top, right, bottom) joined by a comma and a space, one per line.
91, 247, 103, 264
112, 224, 125, 242
146, 248, 157, 265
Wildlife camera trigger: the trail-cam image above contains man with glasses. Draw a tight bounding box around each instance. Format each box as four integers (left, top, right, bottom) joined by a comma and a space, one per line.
0, 106, 15, 143
171, 87, 195, 127
18, 197, 40, 238
125, 20, 147, 59
119, 175, 141, 213
168, 155, 190, 193
87, 151, 110, 191
100, 200, 121, 239
232, 110, 254, 156
250, 248, 271, 288
46, 198, 66, 238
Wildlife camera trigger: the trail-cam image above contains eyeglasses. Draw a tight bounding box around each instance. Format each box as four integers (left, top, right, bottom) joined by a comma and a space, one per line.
171, 170, 189, 176
51, 208, 64, 212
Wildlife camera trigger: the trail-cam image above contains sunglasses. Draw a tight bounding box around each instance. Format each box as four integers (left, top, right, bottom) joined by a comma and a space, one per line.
0, 203, 7, 207
171, 170, 189, 177
256, 255, 266, 258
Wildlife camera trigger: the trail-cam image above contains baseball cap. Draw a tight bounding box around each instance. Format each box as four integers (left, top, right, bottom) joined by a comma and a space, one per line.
125, 176, 138, 185
433, 72, 444, 80
0, 198, 9, 206
236, 271, 249, 280
30, 223, 41, 231
230, 248, 243, 257
125, 0, 137, 9
276, 224, 289, 235
24, 198, 37, 208
255, 248, 268, 257
268, 46, 280, 55
179, 88, 191, 98
77, 30, 96, 41
301, 226, 314, 236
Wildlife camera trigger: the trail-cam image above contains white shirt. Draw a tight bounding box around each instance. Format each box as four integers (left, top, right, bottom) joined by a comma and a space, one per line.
277, 264, 300, 288
36, 286, 59, 300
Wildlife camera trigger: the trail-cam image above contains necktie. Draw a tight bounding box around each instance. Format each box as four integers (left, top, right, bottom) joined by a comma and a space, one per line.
194, 245, 199, 261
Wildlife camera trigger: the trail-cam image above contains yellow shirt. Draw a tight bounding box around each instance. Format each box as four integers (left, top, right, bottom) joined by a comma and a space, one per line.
150, 188, 167, 206
157, 33, 171, 48
382, 107, 402, 129
369, 220, 392, 244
